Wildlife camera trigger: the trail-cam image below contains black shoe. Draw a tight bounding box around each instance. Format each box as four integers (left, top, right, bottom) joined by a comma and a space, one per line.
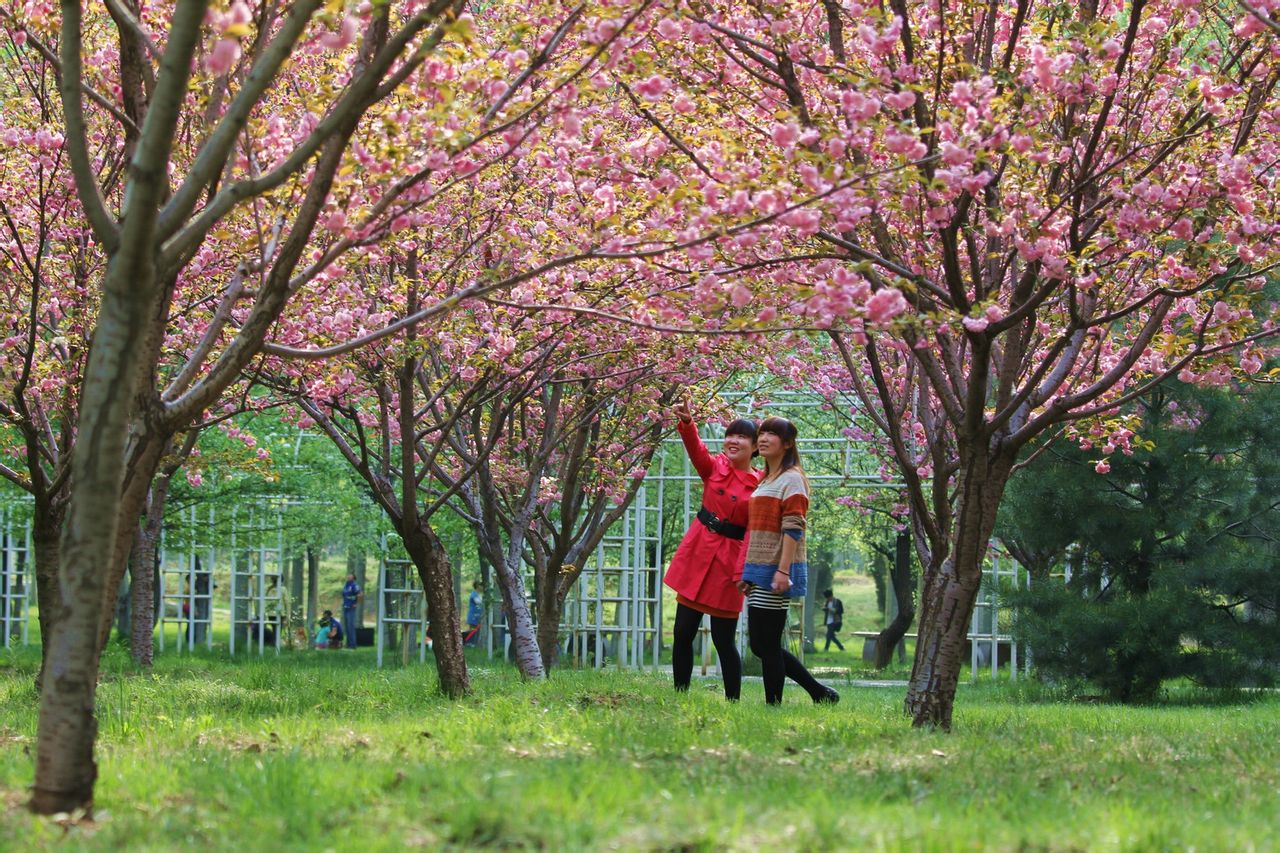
815, 686, 840, 705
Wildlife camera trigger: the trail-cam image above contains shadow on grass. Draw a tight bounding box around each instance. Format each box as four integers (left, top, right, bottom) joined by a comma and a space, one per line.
1152, 683, 1275, 708
958, 675, 1274, 710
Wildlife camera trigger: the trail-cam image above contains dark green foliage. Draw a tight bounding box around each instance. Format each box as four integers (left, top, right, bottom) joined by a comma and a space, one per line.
1003, 382, 1280, 701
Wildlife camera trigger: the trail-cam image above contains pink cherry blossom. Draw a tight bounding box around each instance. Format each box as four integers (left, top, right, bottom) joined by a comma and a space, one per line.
866, 288, 908, 324
770, 122, 802, 149
884, 90, 916, 111
656, 18, 681, 40
322, 210, 346, 232
318, 17, 358, 50
634, 75, 670, 101
206, 38, 241, 75
593, 185, 617, 218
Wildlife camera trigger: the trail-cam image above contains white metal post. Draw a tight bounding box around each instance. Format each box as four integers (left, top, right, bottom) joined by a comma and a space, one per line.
228, 506, 238, 657
376, 548, 386, 669
21, 517, 31, 647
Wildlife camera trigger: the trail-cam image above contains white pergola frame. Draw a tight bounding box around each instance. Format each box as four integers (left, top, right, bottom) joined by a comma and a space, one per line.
158, 503, 217, 653
374, 536, 430, 668
227, 501, 290, 656
969, 548, 1031, 682
1, 502, 32, 649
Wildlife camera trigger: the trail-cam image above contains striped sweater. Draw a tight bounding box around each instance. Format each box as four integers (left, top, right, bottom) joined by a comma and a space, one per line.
738, 468, 808, 599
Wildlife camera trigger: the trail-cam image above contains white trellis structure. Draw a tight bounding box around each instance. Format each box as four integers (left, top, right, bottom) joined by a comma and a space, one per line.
969, 548, 1031, 681
562, 475, 665, 669
375, 539, 430, 667
1, 503, 32, 649
228, 502, 288, 656
150, 494, 319, 657
158, 504, 218, 653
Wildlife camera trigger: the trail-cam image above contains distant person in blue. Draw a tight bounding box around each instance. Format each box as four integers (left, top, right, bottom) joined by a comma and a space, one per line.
341, 573, 362, 649
464, 581, 484, 647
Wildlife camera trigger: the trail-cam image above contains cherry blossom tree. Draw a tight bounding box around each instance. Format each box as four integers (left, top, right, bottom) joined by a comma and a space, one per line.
450, 328, 692, 674
0, 49, 89, 682
621, 1, 1280, 728
284, 254, 594, 695
289, 264, 711, 679
10, 0, 671, 815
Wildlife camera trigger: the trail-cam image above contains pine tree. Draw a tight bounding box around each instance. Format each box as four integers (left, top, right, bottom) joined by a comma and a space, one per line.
1002, 383, 1280, 701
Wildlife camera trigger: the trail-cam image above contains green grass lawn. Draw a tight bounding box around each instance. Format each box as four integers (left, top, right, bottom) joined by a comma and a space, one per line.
2, 646, 1277, 851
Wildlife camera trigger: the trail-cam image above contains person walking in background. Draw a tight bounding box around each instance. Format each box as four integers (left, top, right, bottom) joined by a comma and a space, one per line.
341, 573, 362, 649
663, 401, 760, 701
822, 588, 845, 652
739, 417, 839, 705
464, 581, 484, 647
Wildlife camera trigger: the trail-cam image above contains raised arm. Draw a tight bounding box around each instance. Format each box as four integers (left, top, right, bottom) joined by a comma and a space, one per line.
674, 403, 715, 480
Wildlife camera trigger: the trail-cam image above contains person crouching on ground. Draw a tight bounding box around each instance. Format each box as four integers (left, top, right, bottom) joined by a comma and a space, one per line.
738, 417, 838, 705
663, 402, 760, 701
315, 609, 343, 650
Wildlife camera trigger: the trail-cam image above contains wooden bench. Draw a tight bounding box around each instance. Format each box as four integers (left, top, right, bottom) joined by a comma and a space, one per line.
851, 632, 1018, 669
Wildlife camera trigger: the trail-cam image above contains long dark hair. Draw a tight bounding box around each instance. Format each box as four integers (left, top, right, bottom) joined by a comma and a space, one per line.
758, 416, 803, 479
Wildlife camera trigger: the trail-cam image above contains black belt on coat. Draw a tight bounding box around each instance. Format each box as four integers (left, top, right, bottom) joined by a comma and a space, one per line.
697, 506, 746, 541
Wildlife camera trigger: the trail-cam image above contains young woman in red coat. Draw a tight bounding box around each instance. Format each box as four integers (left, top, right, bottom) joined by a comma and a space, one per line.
663, 402, 760, 700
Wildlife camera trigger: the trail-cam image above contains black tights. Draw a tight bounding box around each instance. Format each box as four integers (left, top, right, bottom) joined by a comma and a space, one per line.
747, 606, 827, 705
672, 603, 741, 701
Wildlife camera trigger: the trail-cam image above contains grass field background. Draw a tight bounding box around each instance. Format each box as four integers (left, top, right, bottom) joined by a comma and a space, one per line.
2, 642, 1277, 851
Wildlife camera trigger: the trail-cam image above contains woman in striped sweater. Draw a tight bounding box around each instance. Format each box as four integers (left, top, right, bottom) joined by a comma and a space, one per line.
738, 417, 840, 706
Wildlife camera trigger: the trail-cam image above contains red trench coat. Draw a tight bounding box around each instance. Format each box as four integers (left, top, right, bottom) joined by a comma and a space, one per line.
663, 420, 761, 615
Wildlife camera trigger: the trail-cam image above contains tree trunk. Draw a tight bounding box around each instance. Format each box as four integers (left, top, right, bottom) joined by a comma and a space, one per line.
806, 562, 833, 653
31, 571, 103, 815
870, 552, 888, 618
32, 315, 154, 814
96, 433, 168, 657
904, 452, 1014, 729
34, 433, 164, 812
193, 555, 210, 646
290, 550, 304, 631
31, 255, 167, 813
874, 530, 916, 669
30, 504, 64, 689
493, 554, 545, 679
153, 553, 163, 623
129, 475, 171, 666
306, 546, 318, 631
476, 541, 491, 592
535, 581, 564, 672
403, 522, 469, 697
127, 536, 155, 665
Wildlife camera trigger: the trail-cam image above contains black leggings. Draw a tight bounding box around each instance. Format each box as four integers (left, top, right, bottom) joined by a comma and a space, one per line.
747, 606, 827, 705
672, 603, 741, 701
